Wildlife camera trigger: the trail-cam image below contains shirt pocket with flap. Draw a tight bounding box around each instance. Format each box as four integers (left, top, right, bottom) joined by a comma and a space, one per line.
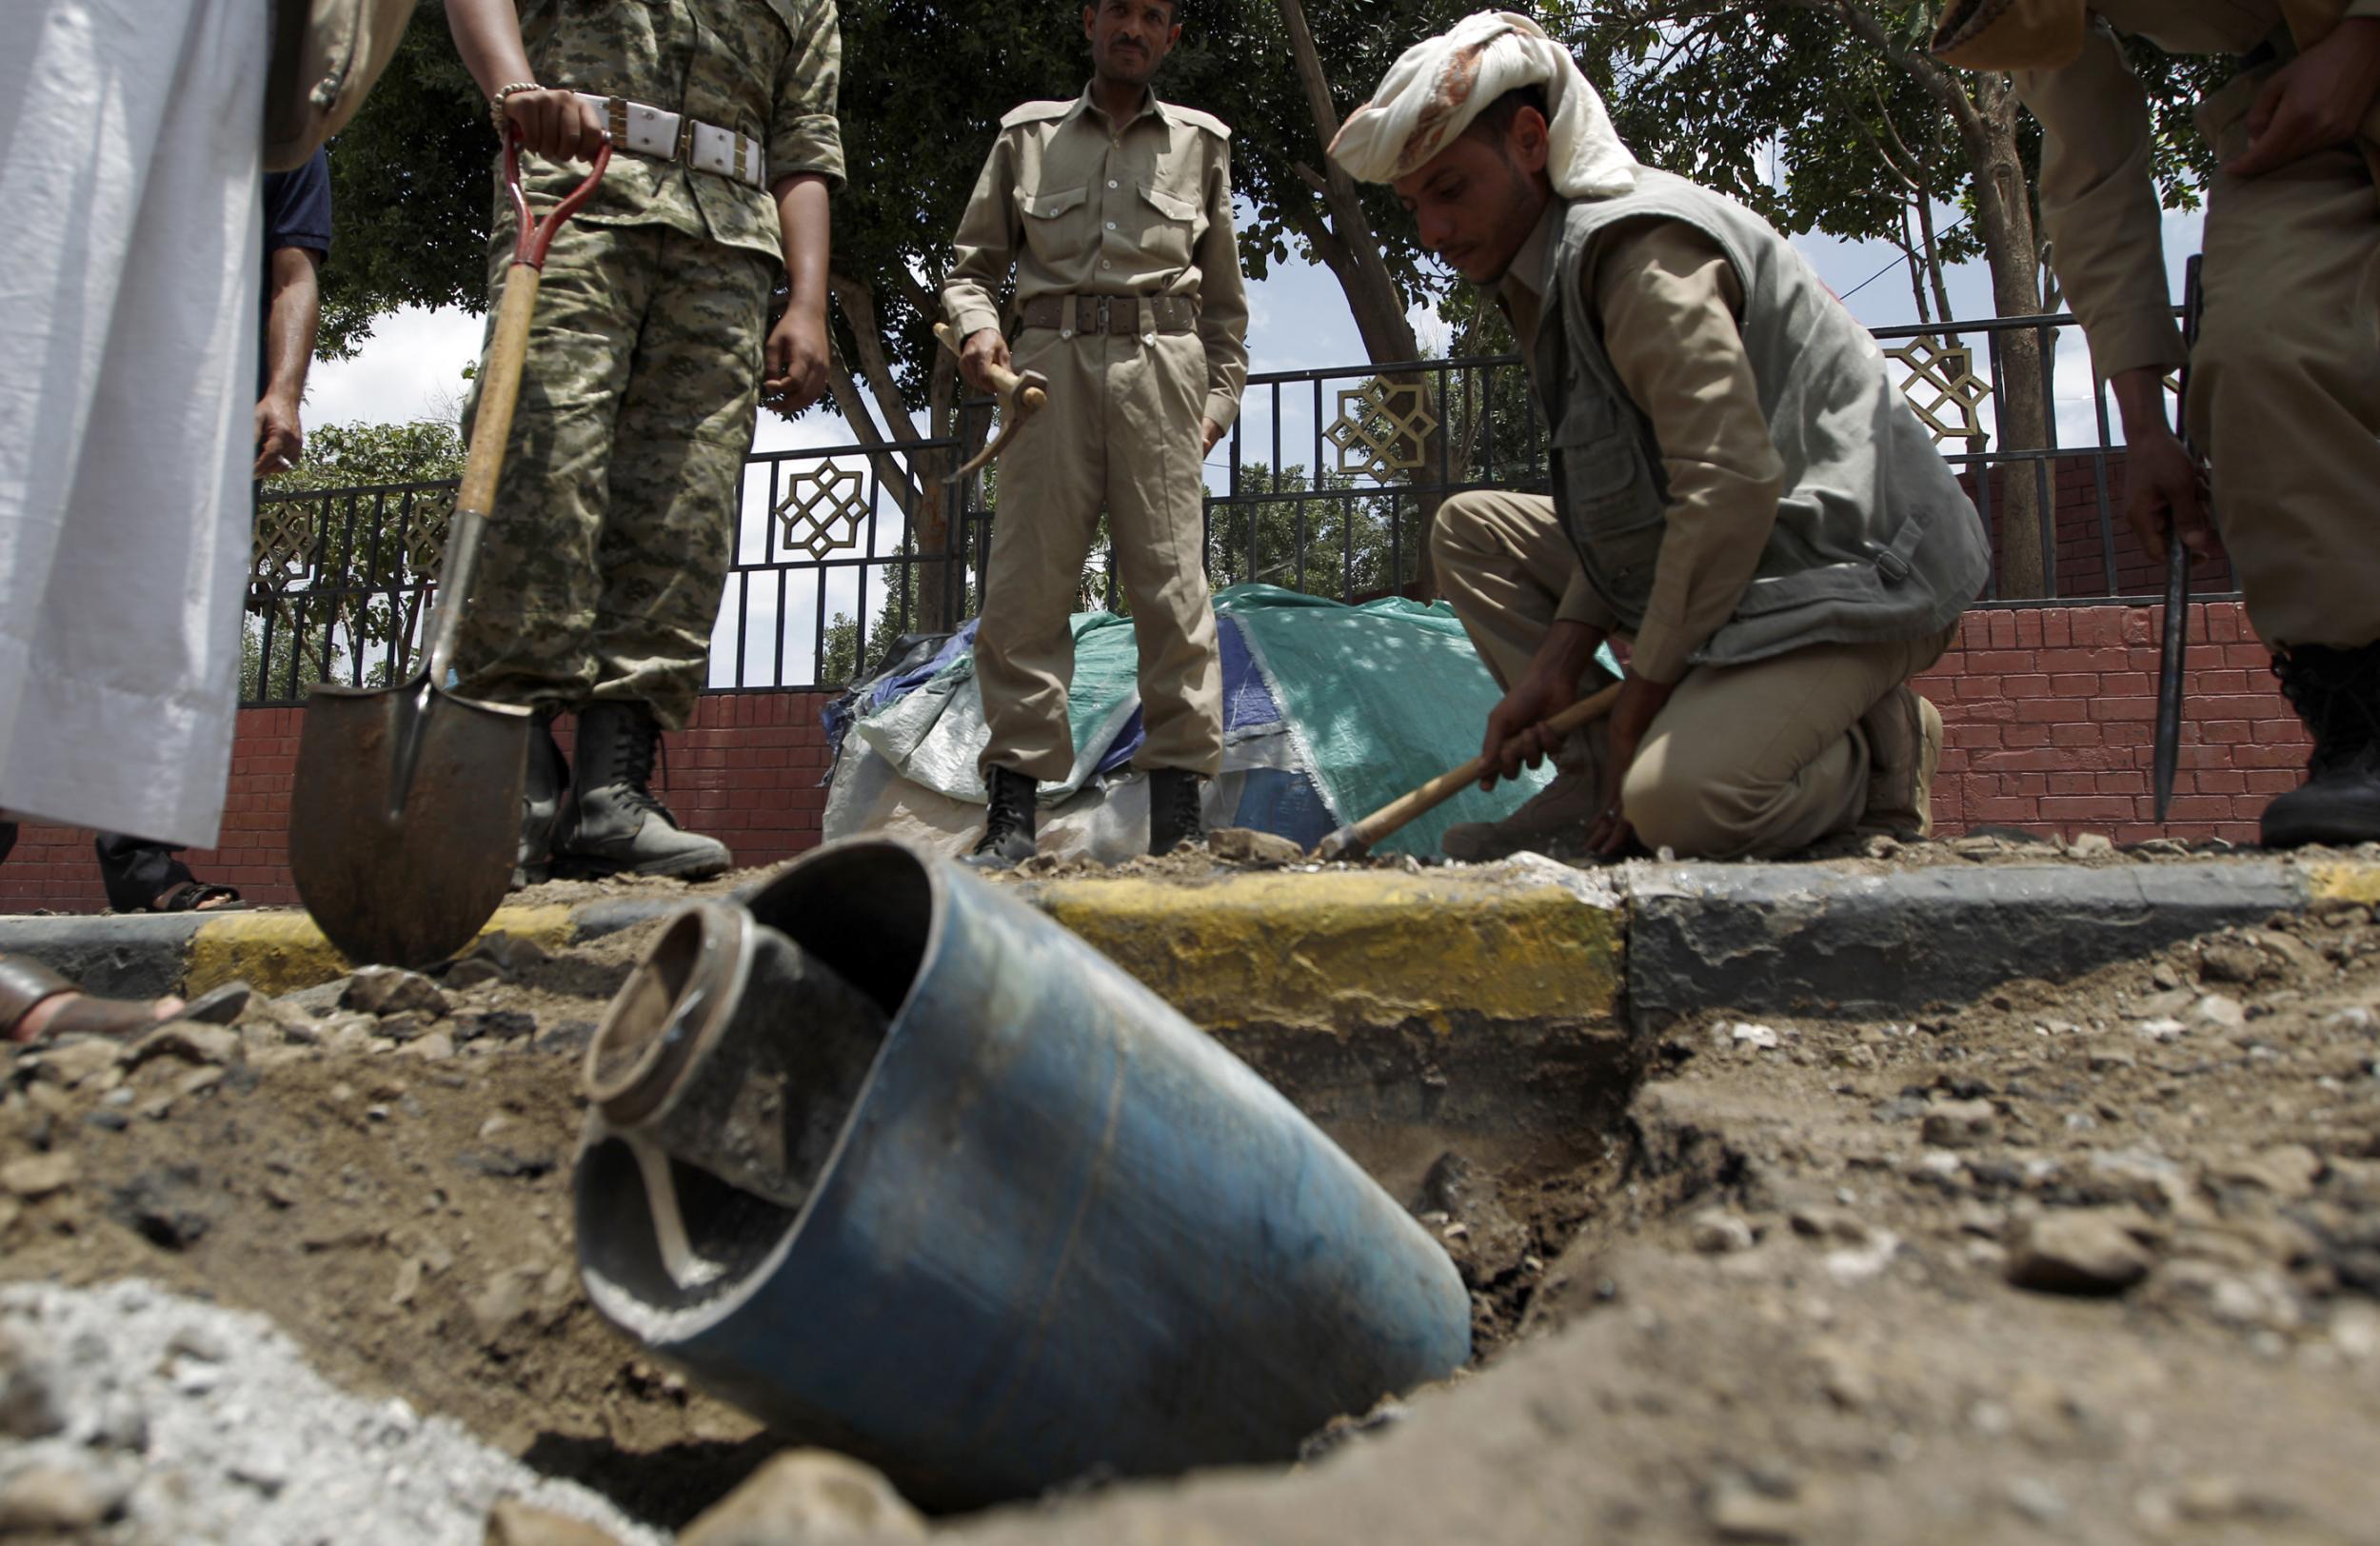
1018, 184, 1092, 268
1133, 180, 1200, 268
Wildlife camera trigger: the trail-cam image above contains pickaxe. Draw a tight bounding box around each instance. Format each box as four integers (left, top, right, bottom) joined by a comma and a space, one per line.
1314, 682, 1625, 862
934, 322, 1049, 477
2154, 256, 2208, 823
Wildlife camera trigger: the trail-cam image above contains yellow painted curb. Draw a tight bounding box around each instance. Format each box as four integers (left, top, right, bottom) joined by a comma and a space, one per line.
2304, 862, 2380, 908
1023, 867, 1623, 1035
185, 905, 577, 997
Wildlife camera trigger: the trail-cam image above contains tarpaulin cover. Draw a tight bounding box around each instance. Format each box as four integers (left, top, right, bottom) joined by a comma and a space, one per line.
1215, 585, 1552, 857
826, 583, 1577, 858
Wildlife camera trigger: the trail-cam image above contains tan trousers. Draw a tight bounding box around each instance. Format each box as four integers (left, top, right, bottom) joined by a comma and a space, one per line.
1433, 489, 1950, 860
2191, 69, 2380, 649
973, 327, 1221, 783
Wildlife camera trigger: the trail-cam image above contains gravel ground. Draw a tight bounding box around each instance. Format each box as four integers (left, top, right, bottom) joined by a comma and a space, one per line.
0, 1278, 662, 1545
7, 849, 2380, 1541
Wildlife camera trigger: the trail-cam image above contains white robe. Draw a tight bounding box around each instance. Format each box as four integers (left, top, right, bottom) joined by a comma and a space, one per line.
0, 0, 266, 848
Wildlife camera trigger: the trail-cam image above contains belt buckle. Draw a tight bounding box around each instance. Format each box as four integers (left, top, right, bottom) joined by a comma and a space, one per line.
1093, 296, 1113, 334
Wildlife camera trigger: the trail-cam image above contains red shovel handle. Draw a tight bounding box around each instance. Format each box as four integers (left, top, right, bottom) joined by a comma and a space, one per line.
503, 125, 612, 270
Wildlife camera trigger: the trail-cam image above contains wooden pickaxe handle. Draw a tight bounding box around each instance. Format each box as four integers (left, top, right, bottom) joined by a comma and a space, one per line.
933, 323, 1050, 477
934, 322, 1044, 407
1313, 682, 1626, 862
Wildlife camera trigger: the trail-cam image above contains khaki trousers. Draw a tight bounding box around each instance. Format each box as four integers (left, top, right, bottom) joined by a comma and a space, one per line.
2191, 70, 2380, 649
973, 326, 1222, 783
1433, 489, 1951, 860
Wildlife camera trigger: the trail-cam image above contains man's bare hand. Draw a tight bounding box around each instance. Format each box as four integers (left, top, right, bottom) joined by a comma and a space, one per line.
2123, 423, 2220, 565
1201, 417, 1224, 454
253, 393, 302, 481
501, 87, 607, 164
960, 327, 1011, 396
1478, 666, 1579, 790
764, 307, 830, 415
1583, 671, 1674, 859
2224, 18, 2380, 179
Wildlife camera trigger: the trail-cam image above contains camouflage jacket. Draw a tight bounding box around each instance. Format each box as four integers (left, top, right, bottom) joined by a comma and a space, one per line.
506, 0, 844, 264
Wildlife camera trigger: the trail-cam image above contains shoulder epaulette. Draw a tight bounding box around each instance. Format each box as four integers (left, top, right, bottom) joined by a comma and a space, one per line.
1162, 103, 1231, 140
999, 100, 1076, 130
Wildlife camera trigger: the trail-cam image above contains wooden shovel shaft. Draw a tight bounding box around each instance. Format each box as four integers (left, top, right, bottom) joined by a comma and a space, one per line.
425, 267, 541, 685
1318, 681, 1625, 860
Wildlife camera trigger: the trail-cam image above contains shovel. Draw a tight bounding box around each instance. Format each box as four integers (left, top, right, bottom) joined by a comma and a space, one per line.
288, 130, 611, 968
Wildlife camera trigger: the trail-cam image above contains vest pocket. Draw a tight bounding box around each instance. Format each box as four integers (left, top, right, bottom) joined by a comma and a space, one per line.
1555, 431, 1663, 602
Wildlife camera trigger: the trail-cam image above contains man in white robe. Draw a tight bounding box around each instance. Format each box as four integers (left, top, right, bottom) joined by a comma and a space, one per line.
0, 0, 268, 850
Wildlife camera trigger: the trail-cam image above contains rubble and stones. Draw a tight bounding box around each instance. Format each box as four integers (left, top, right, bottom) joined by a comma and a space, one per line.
0, 1279, 659, 1546
6, 854, 2380, 1539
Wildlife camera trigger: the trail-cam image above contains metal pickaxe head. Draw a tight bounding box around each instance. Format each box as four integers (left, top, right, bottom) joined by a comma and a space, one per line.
935, 322, 1048, 476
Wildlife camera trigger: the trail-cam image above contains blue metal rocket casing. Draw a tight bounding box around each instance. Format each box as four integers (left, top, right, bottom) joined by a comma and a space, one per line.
574, 837, 1472, 1509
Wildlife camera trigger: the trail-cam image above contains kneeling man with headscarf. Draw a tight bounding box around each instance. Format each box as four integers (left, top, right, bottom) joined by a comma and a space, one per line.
1333, 12, 1990, 862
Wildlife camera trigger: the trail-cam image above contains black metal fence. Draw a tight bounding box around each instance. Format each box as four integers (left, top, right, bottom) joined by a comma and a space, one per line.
242, 307, 2227, 706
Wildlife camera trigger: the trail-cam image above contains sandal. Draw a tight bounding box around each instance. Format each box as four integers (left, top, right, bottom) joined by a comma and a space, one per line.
0, 955, 250, 1046
149, 881, 243, 913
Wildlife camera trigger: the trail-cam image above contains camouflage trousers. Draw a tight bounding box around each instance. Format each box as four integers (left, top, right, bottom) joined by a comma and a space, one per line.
455, 219, 774, 728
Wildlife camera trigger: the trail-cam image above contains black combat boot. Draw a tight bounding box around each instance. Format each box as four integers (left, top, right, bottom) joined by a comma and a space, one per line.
1148, 767, 1207, 857
555, 703, 732, 880
964, 766, 1039, 869
511, 709, 568, 890
2260, 643, 2380, 848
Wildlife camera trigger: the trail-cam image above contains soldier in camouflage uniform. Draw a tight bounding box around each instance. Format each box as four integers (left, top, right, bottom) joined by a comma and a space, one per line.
444, 0, 843, 882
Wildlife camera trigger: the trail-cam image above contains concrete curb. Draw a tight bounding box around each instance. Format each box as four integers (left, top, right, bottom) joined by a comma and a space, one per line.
0, 857, 2370, 1028
1625, 862, 2310, 1026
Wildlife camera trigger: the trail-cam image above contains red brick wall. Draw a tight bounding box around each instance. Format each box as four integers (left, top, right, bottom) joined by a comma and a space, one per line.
0, 605, 2310, 915
0, 691, 841, 915
1962, 453, 2234, 601
1915, 600, 2304, 845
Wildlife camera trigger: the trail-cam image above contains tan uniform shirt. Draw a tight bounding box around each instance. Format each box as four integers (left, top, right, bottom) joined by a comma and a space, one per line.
2013, 0, 2380, 381
943, 83, 1250, 430
1501, 208, 1787, 685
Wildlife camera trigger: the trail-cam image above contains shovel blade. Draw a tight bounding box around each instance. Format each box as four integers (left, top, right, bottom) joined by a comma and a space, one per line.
288, 679, 531, 969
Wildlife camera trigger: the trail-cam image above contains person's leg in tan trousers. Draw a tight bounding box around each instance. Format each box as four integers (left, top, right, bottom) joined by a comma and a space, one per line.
2190, 78, 2380, 845
1622, 629, 1952, 861
1432, 488, 1950, 860
972, 328, 1107, 788
968, 327, 1222, 860
1431, 489, 1612, 859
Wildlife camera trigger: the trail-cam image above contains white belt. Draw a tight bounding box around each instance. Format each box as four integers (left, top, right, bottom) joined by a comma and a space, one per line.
574, 92, 766, 189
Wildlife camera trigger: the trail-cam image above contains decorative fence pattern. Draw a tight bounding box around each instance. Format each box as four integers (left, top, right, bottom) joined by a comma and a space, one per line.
244, 305, 2222, 707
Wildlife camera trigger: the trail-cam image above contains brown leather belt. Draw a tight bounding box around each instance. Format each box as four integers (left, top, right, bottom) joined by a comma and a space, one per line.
1018, 294, 1198, 337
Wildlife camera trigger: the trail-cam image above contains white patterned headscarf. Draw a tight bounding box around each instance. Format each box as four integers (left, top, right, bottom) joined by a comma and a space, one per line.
1327, 10, 1637, 198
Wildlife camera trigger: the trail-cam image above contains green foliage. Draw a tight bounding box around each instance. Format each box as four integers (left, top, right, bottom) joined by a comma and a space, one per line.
243, 421, 467, 702
1568, 4, 2221, 292
320, 9, 493, 359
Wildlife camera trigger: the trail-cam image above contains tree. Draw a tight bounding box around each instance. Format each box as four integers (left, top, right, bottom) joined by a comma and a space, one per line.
246, 421, 467, 701
319, 11, 491, 360
1558, 3, 2222, 597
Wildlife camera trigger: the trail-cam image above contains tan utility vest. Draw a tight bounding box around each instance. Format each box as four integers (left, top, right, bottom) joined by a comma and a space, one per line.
1533, 171, 1991, 665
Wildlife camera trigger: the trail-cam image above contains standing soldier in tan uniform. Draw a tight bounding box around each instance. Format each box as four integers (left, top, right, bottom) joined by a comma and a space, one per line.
1932, 0, 2380, 847
942, 0, 1250, 867
443, 0, 843, 884
1332, 12, 1990, 862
